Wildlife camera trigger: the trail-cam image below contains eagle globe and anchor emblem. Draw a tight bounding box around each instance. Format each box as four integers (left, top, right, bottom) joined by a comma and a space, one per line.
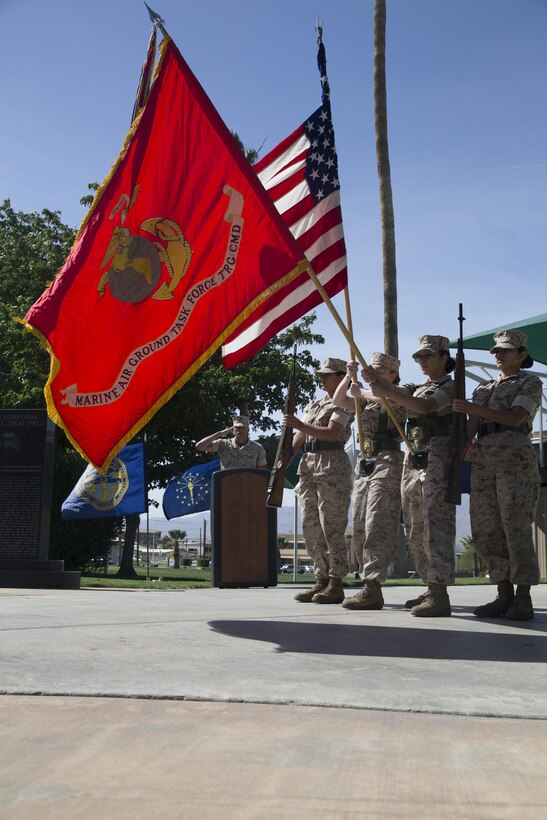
76, 456, 130, 511
97, 184, 193, 303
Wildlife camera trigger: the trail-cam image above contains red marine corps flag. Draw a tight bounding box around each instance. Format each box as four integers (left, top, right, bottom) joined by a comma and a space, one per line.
23, 33, 308, 471
222, 28, 348, 367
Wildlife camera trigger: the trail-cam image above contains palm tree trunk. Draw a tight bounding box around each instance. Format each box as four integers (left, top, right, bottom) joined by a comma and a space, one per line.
374, 0, 398, 358
116, 513, 139, 579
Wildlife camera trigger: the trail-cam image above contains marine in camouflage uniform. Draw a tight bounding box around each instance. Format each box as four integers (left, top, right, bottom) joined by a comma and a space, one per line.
331, 353, 407, 611
402, 379, 456, 588
284, 358, 354, 604
369, 335, 457, 617
455, 330, 542, 621
195, 415, 267, 469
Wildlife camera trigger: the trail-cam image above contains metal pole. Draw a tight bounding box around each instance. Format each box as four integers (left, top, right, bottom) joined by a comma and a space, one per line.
539, 390, 544, 468
146, 509, 150, 581
293, 495, 299, 581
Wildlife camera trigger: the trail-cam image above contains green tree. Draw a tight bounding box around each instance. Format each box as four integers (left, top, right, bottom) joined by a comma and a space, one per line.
0, 200, 75, 408
79, 182, 99, 210
230, 131, 262, 166
0, 199, 120, 571
456, 536, 485, 577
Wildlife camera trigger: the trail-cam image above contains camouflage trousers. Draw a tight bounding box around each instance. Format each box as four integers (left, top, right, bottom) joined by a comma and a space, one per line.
352, 451, 404, 581
297, 471, 352, 579
470, 453, 540, 585
401, 444, 456, 585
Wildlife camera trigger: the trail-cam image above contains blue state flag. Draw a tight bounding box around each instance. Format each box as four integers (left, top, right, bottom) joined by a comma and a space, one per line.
162, 458, 220, 520
61, 443, 146, 519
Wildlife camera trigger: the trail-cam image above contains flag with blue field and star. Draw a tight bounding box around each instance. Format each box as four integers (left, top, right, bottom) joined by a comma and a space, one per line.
162, 458, 221, 519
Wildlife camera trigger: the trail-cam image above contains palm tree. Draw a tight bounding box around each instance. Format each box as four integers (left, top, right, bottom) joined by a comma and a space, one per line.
458, 536, 483, 577
167, 528, 187, 570
374, 0, 398, 358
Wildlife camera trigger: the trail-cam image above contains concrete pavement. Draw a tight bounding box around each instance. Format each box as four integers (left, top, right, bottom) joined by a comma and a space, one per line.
1, 583, 547, 818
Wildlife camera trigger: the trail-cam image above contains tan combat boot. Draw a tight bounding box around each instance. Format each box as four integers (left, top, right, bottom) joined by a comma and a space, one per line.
411, 583, 451, 617
473, 580, 514, 617
294, 577, 329, 603
405, 588, 430, 609
342, 579, 384, 610
312, 577, 345, 604
505, 585, 534, 621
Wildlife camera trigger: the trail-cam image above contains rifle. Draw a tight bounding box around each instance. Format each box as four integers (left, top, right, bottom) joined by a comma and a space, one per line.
267, 345, 297, 508
444, 303, 467, 504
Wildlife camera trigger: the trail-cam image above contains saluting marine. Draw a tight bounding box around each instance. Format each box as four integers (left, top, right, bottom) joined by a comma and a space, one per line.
332, 353, 407, 610
368, 335, 456, 617
195, 415, 267, 470
454, 330, 542, 620
284, 358, 354, 605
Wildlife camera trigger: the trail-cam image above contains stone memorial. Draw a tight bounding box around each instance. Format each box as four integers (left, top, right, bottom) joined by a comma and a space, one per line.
0, 409, 80, 588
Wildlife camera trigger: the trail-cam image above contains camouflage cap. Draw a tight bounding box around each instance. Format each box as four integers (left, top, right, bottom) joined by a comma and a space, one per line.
315, 357, 347, 375
232, 415, 249, 428
370, 352, 400, 373
489, 329, 528, 353
412, 335, 451, 360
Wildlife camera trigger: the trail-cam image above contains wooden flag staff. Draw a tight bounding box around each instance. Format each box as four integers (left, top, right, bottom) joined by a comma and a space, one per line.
306, 265, 414, 451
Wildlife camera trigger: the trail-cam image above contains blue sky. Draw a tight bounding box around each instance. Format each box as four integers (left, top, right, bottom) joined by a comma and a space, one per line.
2, 0, 546, 379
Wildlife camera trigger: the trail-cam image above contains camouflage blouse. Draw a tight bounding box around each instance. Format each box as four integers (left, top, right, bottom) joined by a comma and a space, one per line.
298, 395, 354, 479
359, 399, 407, 439
211, 437, 267, 470
470, 371, 542, 435
403, 374, 455, 416
402, 375, 455, 451
302, 395, 354, 445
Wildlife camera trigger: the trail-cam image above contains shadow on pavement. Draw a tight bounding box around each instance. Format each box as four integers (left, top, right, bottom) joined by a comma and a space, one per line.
208, 618, 547, 662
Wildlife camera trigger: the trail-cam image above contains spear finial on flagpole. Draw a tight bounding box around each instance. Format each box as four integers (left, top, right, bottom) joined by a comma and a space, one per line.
144, 2, 168, 38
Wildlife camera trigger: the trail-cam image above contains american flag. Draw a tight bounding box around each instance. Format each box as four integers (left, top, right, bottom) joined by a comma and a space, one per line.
222, 38, 348, 367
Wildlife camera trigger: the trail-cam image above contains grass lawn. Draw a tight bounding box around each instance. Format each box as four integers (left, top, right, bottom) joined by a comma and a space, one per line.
80, 566, 497, 590
81, 565, 211, 590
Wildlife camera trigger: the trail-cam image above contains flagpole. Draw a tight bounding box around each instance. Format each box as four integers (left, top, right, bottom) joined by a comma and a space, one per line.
305, 265, 413, 450
343, 288, 366, 459
312, 27, 409, 449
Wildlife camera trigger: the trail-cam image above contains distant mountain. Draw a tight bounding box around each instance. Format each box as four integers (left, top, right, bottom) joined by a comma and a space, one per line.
144, 496, 471, 544
145, 504, 299, 541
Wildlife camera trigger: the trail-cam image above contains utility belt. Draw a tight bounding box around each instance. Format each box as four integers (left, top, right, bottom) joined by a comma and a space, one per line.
357, 417, 401, 475
407, 413, 453, 448
477, 422, 527, 438
361, 438, 401, 457
408, 449, 429, 470
303, 439, 345, 453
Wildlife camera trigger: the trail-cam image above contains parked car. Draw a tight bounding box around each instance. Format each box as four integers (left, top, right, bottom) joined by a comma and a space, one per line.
280, 564, 311, 574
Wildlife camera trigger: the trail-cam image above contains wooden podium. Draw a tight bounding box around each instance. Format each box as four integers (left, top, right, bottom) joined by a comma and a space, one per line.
211, 468, 277, 588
